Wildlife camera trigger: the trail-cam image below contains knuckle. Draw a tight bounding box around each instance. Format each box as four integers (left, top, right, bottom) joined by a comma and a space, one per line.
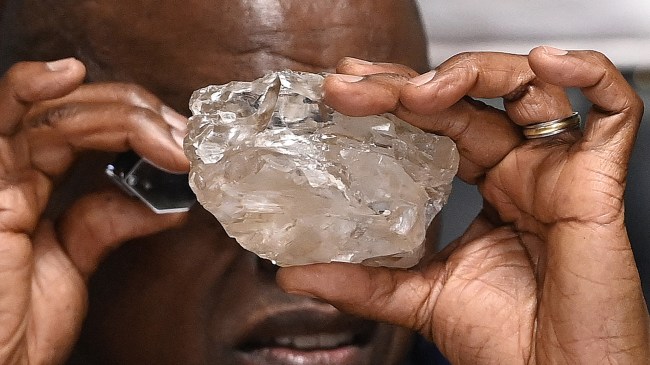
123, 83, 147, 97
585, 50, 614, 67
32, 105, 77, 127
449, 52, 480, 70
452, 51, 477, 63
614, 84, 644, 119
124, 105, 158, 126
336, 57, 359, 71
582, 51, 617, 79
630, 92, 644, 118
122, 83, 160, 110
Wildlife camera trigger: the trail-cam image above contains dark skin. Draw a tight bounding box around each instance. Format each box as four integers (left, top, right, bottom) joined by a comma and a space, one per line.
8, 0, 428, 110
0, 1, 429, 365
279, 51, 650, 363
1, 1, 649, 365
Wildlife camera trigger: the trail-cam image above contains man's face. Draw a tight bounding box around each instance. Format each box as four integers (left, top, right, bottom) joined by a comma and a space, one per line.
32, 0, 432, 364
80, 208, 440, 365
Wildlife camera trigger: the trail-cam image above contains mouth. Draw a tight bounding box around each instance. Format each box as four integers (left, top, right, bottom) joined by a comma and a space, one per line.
234, 308, 378, 365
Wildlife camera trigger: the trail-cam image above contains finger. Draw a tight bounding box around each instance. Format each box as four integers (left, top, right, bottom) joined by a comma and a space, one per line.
401, 52, 573, 125
57, 189, 187, 280
25, 82, 189, 132
528, 46, 643, 160
0, 59, 86, 135
26, 101, 188, 176
324, 73, 406, 116
277, 263, 441, 338
335, 57, 421, 78
325, 57, 421, 115
324, 75, 521, 183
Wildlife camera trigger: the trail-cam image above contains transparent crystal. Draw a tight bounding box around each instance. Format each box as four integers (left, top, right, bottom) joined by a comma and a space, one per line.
184, 70, 459, 268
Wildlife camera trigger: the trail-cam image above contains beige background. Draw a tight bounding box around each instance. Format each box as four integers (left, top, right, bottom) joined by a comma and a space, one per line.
417, 0, 650, 68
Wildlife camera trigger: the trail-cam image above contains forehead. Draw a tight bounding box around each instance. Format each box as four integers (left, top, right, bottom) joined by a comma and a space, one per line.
27, 0, 427, 109
61, 0, 426, 70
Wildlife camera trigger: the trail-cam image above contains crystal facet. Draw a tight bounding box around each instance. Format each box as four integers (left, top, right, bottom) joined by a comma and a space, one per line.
184, 71, 459, 268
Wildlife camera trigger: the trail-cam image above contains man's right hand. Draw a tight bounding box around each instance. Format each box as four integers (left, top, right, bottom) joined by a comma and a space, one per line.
0, 59, 188, 364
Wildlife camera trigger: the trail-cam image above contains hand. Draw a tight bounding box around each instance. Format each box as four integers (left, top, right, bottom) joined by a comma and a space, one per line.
0, 59, 189, 364
278, 47, 650, 364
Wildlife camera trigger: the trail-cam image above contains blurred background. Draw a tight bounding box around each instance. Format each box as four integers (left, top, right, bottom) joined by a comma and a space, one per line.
416, 0, 650, 304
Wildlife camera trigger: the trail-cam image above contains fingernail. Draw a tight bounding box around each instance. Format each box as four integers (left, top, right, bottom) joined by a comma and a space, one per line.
46, 57, 77, 72
408, 70, 437, 86
161, 106, 189, 131
171, 128, 186, 149
344, 57, 374, 65
332, 74, 364, 83
542, 46, 568, 56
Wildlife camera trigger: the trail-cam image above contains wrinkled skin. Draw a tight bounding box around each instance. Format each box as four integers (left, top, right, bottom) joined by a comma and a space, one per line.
0, 1, 428, 364
278, 50, 650, 363
2, 1, 649, 365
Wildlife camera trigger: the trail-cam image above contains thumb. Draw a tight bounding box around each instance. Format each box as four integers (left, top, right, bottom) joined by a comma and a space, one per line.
57, 189, 187, 280
277, 262, 443, 339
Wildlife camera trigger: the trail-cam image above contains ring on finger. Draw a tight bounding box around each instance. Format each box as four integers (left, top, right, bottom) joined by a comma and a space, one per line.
522, 112, 581, 139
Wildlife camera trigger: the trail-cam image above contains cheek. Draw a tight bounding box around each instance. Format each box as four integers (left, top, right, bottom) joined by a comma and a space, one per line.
80, 212, 246, 363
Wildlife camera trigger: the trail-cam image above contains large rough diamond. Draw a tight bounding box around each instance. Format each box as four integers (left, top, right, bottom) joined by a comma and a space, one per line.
184, 70, 459, 268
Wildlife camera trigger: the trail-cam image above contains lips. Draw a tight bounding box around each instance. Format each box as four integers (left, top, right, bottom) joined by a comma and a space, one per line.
234, 308, 378, 365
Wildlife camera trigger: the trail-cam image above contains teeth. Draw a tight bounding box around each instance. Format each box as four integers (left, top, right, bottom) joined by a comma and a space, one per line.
276, 336, 293, 347
274, 333, 355, 350
293, 336, 320, 349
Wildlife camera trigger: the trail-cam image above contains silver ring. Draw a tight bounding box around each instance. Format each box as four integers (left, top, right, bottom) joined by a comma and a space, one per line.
522, 112, 581, 139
